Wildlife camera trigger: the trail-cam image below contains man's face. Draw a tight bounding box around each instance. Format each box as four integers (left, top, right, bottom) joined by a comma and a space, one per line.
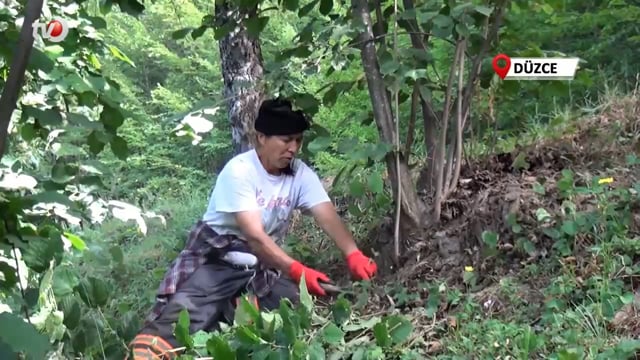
259, 133, 304, 170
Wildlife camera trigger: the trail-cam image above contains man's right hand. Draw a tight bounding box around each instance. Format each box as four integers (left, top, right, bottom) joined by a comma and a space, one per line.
289, 261, 331, 296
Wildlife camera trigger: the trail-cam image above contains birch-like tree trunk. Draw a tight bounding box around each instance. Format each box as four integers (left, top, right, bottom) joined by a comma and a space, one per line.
215, 1, 265, 155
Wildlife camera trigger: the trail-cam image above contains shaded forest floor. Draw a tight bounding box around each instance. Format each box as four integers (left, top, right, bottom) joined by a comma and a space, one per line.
298, 92, 640, 358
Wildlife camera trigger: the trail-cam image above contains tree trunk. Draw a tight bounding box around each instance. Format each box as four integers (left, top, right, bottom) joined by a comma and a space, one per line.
215, 1, 265, 156
351, 0, 426, 229
0, 0, 44, 161
401, 0, 439, 195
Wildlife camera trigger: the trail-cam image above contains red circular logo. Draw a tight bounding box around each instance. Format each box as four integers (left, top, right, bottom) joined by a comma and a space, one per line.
46, 20, 64, 38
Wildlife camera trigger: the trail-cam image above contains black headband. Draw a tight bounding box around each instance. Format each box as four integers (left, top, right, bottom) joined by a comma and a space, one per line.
254, 98, 310, 136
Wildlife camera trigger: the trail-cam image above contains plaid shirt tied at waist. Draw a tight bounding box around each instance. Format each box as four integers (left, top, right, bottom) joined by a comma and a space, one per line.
145, 220, 280, 324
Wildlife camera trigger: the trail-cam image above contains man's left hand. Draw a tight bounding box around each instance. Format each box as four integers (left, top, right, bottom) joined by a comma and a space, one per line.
346, 249, 377, 280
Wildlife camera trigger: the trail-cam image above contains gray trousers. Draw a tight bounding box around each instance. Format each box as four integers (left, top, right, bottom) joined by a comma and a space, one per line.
140, 261, 299, 348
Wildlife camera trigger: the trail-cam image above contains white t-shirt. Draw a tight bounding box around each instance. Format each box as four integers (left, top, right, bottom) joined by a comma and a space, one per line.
202, 149, 331, 245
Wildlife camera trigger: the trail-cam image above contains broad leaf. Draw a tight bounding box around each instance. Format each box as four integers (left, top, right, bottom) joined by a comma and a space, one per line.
0, 312, 51, 359
386, 315, 413, 344
171, 27, 193, 39
245, 16, 269, 37
110, 135, 129, 160
322, 323, 344, 345
319, 0, 332, 15
207, 335, 236, 359
175, 308, 193, 348
63, 232, 87, 251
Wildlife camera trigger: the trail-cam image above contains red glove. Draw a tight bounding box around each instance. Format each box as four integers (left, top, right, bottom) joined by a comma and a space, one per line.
289, 261, 331, 296
346, 250, 377, 280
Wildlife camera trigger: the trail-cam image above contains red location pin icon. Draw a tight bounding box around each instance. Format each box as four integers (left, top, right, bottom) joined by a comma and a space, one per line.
492, 54, 511, 79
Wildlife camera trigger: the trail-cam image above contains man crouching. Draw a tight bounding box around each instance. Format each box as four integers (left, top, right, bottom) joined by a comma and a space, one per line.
126, 98, 377, 359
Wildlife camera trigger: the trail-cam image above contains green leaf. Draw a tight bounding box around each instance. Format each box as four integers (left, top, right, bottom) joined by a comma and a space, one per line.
417, 11, 438, 24
171, 27, 193, 39
191, 25, 208, 39
557, 347, 583, 360
100, 104, 125, 132
299, 275, 314, 312
308, 341, 326, 360
481, 231, 498, 247
432, 14, 453, 28
431, 14, 453, 37
331, 297, 351, 325
51, 162, 76, 183
307, 136, 332, 154
0, 263, 17, 289
348, 180, 365, 197
367, 172, 384, 194
311, 123, 330, 137
337, 137, 358, 153
474, 5, 493, 16
298, 0, 318, 16
67, 113, 102, 130
279, 300, 299, 345
21, 232, 64, 273
0, 312, 51, 359
297, 302, 312, 329
60, 297, 81, 330
455, 23, 470, 37
175, 308, 193, 348
114, 0, 145, 15
369, 142, 392, 161
451, 3, 473, 16
214, 22, 236, 40
322, 323, 344, 345
110, 246, 124, 264
236, 325, 262, 345
27, 48, 55, 72
19, 123, 37, 141
87, 131, 106, 154
380, 54, 399, 75
63, 232, 87, 251
234, 295, 261, 326
88, 276, 110, 306
319, 0, 333, 15
107, 44, 135, 67
294, 93, 320, 114
283, 0, 299, 11
292, 339, 308, 358
533, 182, 546, 195
404, 69, 427, 80
110, 136, 129, 160
373, 321, 391, 347
561, 220, 577, 236
386, 315, 412, 344
540, 3, 554, 14
53, 143, 86, 157
27, 190, 75, 207
52, 265, 80, 297
245, 16, 269, 37
23, 106, 62, 126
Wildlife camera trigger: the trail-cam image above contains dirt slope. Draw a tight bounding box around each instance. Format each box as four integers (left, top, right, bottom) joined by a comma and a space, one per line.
370, 94, 640, 284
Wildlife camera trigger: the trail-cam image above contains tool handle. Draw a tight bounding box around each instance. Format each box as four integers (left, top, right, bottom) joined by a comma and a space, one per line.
318, 281, 342, 294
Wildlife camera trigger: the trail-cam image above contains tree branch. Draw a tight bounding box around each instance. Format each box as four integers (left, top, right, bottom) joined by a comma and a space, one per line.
460, 0, 508, 130
404, 82, 418, 157
433, 39, 465, 222
445, 44, 465, 198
